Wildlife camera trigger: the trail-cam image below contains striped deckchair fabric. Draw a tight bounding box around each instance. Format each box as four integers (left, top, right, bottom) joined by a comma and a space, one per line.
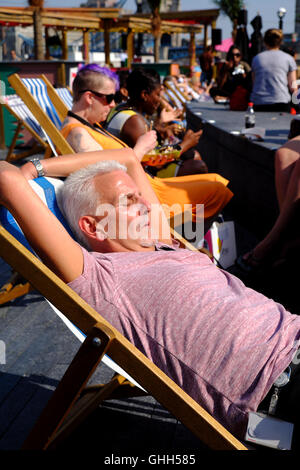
21, 77, 62, 129
1, 94, 58, 161
8, 73, 74, 156
55, 87, 73, 110
163, 87, 183, 109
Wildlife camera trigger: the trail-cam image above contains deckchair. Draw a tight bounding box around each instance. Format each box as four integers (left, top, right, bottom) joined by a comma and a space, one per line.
0, 74, 73, 305
54, 86, 73, 111
2, 73, 210, 305
163, 86, 184, 109
7, 73, 73, 156
37, 74, 72, 119
164, 80, 187, 107
0, 94, 57, 162
0, 176, 246, 450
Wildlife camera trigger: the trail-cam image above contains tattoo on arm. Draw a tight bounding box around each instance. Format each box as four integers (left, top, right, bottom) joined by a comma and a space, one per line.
67, 129, 103, 152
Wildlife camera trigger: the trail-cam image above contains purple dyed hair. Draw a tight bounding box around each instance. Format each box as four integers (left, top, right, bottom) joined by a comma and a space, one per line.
78, 63, 120, 90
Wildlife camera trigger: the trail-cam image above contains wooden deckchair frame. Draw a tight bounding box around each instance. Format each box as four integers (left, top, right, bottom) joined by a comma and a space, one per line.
1, 97, 52, 163
0, 223, 247, 450
8, 73, 74, 156
38, 74, 70, 122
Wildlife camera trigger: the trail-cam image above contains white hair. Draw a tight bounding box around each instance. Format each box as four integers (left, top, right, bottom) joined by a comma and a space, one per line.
58, 160, 127, 247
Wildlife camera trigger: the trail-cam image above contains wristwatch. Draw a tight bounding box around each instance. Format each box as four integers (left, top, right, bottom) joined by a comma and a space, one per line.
30, 158, 45, 177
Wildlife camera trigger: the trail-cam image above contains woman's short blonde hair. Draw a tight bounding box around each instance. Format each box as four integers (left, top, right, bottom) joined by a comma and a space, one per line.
264, 29, 283, 48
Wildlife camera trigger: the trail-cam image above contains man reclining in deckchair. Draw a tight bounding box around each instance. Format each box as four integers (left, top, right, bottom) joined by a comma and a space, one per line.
1, 132, 300, 444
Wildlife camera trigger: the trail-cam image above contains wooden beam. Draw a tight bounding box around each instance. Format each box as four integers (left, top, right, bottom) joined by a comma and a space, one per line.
62, 29, 68, 61
83, 29, 90, 64
104, 21, 110, 66
189, 32, 196, 72
126, 29, 134, 70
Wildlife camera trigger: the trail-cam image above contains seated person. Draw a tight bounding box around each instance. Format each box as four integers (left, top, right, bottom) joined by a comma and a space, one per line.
199, 45, 214, 86
60, 63, 233, 230
238, 131, 300, 271
1, 156, 300, 445
250, 29, 298, 112
105, 67, 209, 178
210, 45, 251, 103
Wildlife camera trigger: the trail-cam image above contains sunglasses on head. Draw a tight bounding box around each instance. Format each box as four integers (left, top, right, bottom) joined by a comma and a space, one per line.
80, 89, 116, 104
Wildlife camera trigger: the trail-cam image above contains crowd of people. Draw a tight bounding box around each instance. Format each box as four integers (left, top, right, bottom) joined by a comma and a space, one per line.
203, 28, 298, 113
1, 27, 300, 448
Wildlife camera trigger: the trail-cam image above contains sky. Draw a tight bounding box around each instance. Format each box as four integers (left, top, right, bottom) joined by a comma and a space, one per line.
1, 0, 297, 39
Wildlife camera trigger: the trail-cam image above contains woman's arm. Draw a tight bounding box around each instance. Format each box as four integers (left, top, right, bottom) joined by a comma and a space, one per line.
67, 127, 104, 153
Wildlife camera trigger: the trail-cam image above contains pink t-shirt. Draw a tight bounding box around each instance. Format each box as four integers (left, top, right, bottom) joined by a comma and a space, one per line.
69, 245, 300, 438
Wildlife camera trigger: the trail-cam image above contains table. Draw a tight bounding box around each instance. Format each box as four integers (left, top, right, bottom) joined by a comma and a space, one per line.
186, 101, 295, 239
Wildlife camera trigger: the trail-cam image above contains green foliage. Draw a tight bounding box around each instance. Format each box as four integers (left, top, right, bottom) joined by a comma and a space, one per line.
214, 0, 243, 22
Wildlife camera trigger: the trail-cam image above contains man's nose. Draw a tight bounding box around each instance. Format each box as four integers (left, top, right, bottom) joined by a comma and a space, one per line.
139, 196, 151, 213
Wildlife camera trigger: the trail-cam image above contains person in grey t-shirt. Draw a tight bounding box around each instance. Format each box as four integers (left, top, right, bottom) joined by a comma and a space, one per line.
250, 28, 298, 112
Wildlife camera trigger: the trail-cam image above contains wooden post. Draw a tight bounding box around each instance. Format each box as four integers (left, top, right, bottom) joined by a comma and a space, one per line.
126, 29, 134, 69
83, 29, 90, 64
189, 31, 196, 73
204, 24, 208, 48
104, 22, 110, 66
62, 29, 68, 61
211, 21, 217, 81
45, 27, 50, 60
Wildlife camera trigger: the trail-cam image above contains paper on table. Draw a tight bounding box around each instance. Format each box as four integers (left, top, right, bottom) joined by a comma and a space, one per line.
241, 127, 266, 140
245, 412, 294, 450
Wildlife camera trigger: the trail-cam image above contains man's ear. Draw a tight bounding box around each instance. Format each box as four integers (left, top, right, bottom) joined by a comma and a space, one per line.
78, 215, 106, 241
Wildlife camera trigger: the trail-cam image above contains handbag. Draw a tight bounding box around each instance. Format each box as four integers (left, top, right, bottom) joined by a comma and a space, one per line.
202, 217, 237, 269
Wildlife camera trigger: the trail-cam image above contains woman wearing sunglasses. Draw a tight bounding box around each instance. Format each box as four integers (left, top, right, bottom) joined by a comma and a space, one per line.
58, 63, 233, 231
210, 45, 251, 104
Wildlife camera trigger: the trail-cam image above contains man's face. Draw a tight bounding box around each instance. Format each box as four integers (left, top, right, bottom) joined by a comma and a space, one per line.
92, 171, 155, 252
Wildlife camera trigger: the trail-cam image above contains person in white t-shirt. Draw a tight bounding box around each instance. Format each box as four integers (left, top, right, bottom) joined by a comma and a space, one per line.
250, 28, 298, 112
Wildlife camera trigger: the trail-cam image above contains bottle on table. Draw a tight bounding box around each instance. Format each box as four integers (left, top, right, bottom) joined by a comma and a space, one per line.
245, 102, 255, 128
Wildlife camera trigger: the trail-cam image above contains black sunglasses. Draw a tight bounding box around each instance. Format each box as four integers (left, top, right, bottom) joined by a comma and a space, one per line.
79, 89, 116, 104
232, 53, 241, 57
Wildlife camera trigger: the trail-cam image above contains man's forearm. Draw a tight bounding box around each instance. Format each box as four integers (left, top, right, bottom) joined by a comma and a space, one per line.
40, 148, 137, 178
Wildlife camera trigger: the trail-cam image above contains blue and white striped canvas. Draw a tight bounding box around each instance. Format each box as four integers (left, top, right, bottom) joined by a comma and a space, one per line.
22, 78, 62, 129
3, 94, 58, 156
56, 87, 73, 110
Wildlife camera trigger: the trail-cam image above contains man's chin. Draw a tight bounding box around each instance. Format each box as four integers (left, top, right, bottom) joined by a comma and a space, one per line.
139, 239, 156, 248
